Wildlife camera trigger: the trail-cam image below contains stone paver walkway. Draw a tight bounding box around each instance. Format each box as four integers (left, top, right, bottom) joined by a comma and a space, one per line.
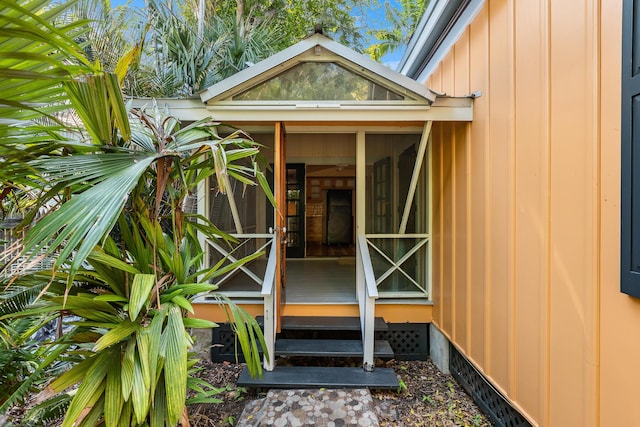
237, 389, 380, 427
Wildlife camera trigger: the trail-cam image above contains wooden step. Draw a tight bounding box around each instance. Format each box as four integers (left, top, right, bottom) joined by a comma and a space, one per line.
238, 366, 399, 389
275, 339, 394, 358
279, 316, 388, 331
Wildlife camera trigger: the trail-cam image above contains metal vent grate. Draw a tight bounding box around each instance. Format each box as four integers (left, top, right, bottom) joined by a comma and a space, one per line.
212, 324, 244, 363
450, 344, 531, 427
376, 323, 428, 360
211, 324, 264, 363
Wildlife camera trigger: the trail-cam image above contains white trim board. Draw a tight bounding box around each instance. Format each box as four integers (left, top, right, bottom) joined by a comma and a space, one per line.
398, 0, 487, 83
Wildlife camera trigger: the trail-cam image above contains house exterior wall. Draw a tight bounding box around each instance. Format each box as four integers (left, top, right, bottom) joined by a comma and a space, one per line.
425, 0, 631, 425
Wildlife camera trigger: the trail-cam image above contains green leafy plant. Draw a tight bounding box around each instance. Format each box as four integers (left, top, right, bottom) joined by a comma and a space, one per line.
11, 215, 265, 427
0, 281, 63, 416
223, 415, 237, 426
422, 394, 435, 405
473, 413, 484, 426
397, 378, 408, 394
0, 1, 273, 425
447, 380, 455, 396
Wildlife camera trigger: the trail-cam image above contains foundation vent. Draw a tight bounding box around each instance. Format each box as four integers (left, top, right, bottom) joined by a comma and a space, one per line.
211, 324, 262, 363
450, 344, 531, 427
375, 323, 428, 360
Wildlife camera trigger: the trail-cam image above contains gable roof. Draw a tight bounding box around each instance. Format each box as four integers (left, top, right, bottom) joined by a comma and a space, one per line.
200, 33, 437, 104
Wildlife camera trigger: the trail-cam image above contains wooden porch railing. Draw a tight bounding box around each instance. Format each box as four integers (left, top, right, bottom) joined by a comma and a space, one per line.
205, 233, 274, 296
261, 239, 277, 371
364, 234, 430, 298
356, 234, 378, 372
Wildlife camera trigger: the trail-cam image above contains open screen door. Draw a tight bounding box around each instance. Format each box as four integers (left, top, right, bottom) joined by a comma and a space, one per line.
274, 122, 287, 332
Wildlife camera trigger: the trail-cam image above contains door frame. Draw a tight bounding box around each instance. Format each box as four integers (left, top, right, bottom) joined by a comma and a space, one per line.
274, 122, 286, 332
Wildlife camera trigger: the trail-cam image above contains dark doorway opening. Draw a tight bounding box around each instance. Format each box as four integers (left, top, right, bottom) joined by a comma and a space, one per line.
285, 164, 305, 258
326, 189, 353, 245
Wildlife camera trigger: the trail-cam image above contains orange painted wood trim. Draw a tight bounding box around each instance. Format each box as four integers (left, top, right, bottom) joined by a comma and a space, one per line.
193, 303, 433, 324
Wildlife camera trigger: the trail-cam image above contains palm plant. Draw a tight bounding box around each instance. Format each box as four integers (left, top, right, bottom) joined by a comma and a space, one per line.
365, 0, 429, 61
140, 0, 221, 97
126, 0, 283, 97
66, 0, 135, 72
0, 283, 65, 425
1, 1, 272, 425
9, 209, 264, 426
205, 11, 284, 81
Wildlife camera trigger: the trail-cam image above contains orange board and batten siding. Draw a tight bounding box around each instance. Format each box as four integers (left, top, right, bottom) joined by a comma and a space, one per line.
426, 0, 629, 426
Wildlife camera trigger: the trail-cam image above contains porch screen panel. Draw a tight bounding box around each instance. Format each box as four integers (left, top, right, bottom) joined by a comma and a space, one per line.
365, 134, 426, 233
621, 0, 640, 296
208, 175, 269, 292
373, 157, 392, 234
365, 134, 429, 297
209, 176, 258, 234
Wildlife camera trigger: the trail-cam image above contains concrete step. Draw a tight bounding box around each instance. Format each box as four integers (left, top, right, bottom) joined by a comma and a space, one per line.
278, 316, 388, 331
238, 366, 399, 389
275, 338, 394, 358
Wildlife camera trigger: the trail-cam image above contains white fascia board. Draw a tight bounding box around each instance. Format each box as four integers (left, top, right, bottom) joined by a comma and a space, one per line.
398, 0, 451, 75
399, 0, 486, 82
200, 109, 431, 122
126, 95, 472, 123
204, 97, 472, 122
416, 0, 486, 82
128, 97, 211, 121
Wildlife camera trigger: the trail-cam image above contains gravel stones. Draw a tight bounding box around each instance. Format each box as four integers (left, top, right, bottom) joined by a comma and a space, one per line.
237, 389, 379, 427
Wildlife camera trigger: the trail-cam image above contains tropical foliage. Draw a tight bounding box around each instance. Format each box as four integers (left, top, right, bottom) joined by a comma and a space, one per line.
125, 0, 390, 98
182, 0, 373, 52
0, 0, 271, 425
366, 0, 430, 61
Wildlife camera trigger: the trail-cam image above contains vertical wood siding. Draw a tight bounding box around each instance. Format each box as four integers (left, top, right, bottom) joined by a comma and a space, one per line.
426, 0, 625, 424
599, 2, 640, 426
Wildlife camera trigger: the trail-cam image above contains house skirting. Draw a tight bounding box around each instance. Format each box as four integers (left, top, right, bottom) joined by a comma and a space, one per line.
431, 324, 533, 427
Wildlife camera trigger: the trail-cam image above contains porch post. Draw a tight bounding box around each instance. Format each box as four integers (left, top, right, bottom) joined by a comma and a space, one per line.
356, 130, 376, 370
356, 131, 366, 237
356, 129, 366, 312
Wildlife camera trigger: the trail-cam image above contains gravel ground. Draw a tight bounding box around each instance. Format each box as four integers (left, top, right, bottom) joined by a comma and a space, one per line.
4, 358, 492, 426
188, 359, 492, 427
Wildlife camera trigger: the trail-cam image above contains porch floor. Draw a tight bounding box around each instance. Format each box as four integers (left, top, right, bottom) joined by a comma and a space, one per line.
216, 258, 357, 304
285, 258, 356, 304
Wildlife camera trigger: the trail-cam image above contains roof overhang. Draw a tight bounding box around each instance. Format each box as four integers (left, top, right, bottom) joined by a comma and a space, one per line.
398, 0, 487, 82
129, 96, 473, 123
128, 33, 474, 123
